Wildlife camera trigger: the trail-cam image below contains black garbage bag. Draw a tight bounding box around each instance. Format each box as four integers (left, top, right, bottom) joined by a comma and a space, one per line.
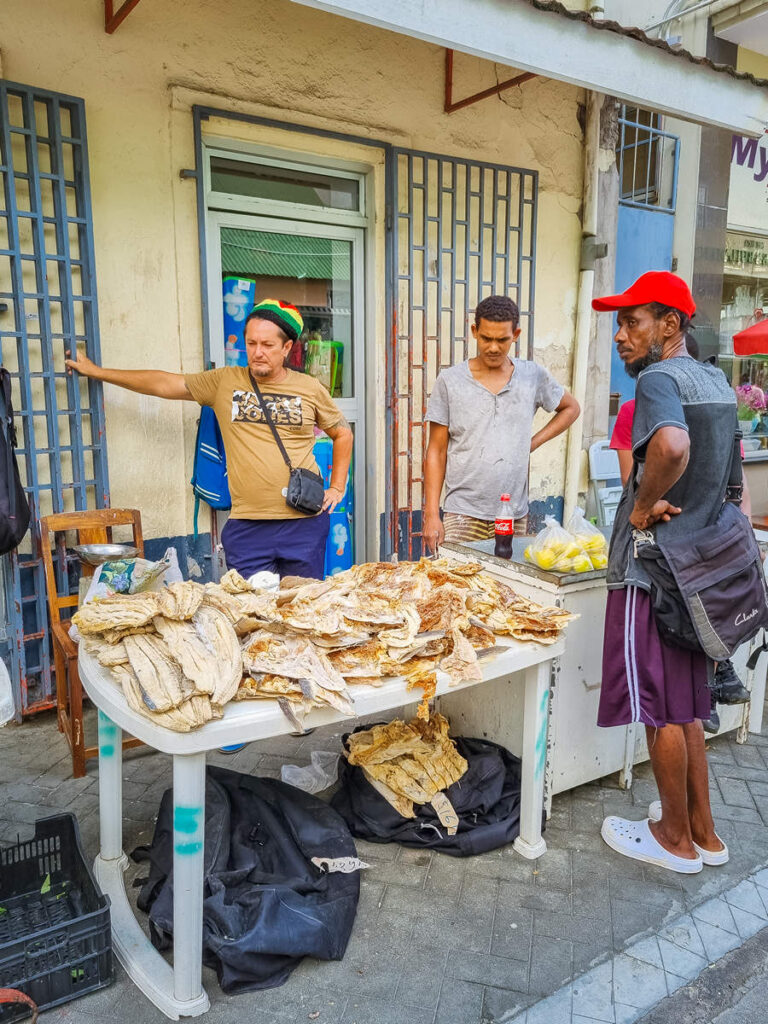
331, 730, 538, 857
131, 765, 360, 993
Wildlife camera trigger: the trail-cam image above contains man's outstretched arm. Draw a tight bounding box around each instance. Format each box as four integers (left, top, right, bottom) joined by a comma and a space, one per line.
530, 391, 580, 453
65, 348, 194, 400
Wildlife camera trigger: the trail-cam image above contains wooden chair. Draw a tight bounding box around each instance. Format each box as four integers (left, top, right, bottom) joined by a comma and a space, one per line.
40, 508, 145, 778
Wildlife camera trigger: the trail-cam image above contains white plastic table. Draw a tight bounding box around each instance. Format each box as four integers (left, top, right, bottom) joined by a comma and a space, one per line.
79, 634, 564, 1020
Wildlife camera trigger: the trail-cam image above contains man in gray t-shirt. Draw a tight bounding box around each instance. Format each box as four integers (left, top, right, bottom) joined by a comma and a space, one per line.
423, 295, 580, 551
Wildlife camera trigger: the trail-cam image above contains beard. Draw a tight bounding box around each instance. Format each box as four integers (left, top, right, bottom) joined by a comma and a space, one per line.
625, 341, 664, 379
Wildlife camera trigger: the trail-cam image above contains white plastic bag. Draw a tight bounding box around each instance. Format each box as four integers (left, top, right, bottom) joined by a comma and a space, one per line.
281, 750, 340, 794
0, 657, 15, 726
566, 507, 608, 570
524, 515, 591, 573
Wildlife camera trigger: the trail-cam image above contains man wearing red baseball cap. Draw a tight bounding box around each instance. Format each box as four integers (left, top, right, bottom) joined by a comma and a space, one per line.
592, 271, 738, 875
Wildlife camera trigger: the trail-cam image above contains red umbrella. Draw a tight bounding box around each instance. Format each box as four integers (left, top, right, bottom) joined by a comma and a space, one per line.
734, 319, 768, 357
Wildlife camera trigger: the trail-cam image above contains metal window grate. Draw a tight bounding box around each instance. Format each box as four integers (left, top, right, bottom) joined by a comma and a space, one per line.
0, 80, 109, 716
386, 148, 537, 561
617, 106, 679, 213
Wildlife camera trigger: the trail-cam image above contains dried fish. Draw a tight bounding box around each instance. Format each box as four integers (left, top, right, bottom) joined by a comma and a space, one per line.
73, 593, 159, 635
156, 580, 204, 620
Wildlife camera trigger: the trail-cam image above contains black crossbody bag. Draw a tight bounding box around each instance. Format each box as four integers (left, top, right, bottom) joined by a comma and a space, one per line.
633, 430, 768, 660
249, 372, 325, 516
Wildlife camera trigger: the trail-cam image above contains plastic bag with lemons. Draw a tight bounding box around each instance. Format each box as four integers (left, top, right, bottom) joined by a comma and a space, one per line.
523, 510, 608, 574
523, 515, 592, 573
566, 506, 609, 570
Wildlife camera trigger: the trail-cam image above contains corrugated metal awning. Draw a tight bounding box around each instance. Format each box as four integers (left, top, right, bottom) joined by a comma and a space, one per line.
220, 228, 351, 280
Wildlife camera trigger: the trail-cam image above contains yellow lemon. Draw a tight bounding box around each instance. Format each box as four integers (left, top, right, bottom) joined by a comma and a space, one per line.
571, 554, 593, 573
590, 552, 608, 569
586, 536, 607, 553
534, 549, 557, 570
524, 545, 533, 561
563, 542, 582, 560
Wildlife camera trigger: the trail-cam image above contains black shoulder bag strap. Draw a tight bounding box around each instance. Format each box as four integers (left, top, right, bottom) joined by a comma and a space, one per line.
1, 368, 18, 519
248, 371, 294, 473
726, 427, 744, 505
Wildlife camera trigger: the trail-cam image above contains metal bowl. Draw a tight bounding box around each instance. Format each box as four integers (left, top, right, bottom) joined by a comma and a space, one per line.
72, 543, 139, 566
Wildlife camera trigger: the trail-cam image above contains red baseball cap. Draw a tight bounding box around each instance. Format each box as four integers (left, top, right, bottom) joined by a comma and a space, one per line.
592, 271, 696, 318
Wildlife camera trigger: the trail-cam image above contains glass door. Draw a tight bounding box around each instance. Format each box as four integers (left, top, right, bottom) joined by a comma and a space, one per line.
206, 213, 366, 567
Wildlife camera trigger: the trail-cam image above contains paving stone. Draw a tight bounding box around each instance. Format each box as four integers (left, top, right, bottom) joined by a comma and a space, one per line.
575, 849, 645, 882
447, 950, 528, 991
502, 879, 573, 915
432, 977, 486, 1024
480, 984, 536, 1023
729, 904, 767, 940
533, 910, 612, 945
608, 878, 684, 913
491, 905, 534, 962
395, 946, 449, 1008
411, 905, 495, 953
657, 914, 707, 959
531, 847, 572, 891
571, 960, 615, 1023
722, 879, 768, 920
523, 982, 573, 1024
693, 919, 742, 963
655, 936, 707, 981
624, 936, 663, 970
691, 896, 740, 935
364, 854, 431, 888
716, 775, 757, 809
612, 952, 668, 1010
543, 826, 606, 854
527, 934, 572, 996
341, 998, 434, 1024
611, 898, 654, 947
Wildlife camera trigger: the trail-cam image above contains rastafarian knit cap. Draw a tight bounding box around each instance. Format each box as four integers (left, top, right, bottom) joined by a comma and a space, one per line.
249, 298, 304, 342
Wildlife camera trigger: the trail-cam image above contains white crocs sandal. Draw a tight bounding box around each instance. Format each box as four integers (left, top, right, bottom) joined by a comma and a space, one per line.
601, 816, 703, 874
647, 801, 729, 865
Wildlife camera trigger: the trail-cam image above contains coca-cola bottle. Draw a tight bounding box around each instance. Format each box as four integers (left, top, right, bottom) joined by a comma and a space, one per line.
494, 493, 514, 559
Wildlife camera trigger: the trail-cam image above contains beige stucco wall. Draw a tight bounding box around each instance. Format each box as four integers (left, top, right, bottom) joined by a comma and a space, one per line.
1, 0, 585, 551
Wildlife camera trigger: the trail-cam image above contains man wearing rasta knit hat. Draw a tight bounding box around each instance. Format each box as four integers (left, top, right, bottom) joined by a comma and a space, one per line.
591, 270, 737, 876
65, 298, 353, 580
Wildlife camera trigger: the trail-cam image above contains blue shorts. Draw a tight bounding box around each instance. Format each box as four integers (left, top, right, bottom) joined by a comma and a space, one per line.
221, 512, 330, 580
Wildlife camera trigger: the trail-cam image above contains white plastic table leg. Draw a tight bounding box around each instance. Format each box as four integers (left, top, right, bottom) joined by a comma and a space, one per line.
172, 752, 207, 1005
513, 659, 550, 860
97, 709, 124, 862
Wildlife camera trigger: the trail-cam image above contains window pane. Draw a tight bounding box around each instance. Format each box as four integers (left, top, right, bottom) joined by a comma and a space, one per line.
210, 157, 359, 212
720, 232, 768, 456
220, 227, 355, 398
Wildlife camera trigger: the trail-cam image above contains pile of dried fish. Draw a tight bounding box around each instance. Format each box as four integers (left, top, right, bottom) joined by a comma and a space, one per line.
75, 579, 242, 731
76, 558, 574, 732
344, 712, 468, 820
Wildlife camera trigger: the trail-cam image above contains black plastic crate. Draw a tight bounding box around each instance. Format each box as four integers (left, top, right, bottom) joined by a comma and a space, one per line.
0, 813, 113, 1022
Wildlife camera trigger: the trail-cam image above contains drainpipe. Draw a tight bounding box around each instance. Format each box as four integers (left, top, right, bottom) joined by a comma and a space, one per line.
562, 89, 601, 526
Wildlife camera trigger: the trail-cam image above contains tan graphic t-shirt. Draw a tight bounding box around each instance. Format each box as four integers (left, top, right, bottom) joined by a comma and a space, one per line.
185, 366, 343, 520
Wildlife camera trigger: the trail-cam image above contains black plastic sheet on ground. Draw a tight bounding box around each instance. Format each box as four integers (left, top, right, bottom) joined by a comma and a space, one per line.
132, 765, 360, 993
331, 731, 538, 857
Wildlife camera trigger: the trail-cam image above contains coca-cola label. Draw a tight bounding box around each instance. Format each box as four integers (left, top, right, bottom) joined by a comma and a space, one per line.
495, 520, 514, 535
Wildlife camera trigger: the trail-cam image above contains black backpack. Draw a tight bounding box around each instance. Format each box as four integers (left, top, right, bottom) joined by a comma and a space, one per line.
0, 368, 30, 556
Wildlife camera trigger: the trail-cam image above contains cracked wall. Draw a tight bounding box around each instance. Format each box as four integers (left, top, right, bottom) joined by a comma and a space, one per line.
2, 0, 587, 549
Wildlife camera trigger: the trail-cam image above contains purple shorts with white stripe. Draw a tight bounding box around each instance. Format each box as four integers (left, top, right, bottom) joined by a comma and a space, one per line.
598, 585, 710, 729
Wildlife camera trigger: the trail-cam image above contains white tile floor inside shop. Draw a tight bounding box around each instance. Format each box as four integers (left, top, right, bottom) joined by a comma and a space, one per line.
4, 704, 768, 1024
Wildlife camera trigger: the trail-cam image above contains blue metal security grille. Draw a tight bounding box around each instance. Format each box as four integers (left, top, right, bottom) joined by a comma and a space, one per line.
617, 106, 679, 213
0, 81, 109, 717
388, 149, 537, 560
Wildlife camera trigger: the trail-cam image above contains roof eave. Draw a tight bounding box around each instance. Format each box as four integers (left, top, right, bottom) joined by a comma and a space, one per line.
286, 0, 768, 136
